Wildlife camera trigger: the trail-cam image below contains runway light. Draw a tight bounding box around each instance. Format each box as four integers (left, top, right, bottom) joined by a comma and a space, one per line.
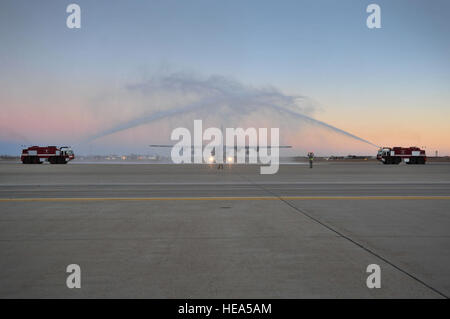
227, 156, 233, 163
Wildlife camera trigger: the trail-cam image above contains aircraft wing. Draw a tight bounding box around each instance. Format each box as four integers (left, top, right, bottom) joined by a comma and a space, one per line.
149, 145, 203, 148
242, 146, 292, 149
150, 145, 292, 149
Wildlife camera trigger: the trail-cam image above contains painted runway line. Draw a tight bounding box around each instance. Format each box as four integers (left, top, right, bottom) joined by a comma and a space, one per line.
1, 195, 450, 202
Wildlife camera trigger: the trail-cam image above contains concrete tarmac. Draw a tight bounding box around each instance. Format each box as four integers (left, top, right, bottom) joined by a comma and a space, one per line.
0, 162, 449, 298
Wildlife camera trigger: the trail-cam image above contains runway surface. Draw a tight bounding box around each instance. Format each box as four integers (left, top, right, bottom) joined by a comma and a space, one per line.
0, 162, 449, 298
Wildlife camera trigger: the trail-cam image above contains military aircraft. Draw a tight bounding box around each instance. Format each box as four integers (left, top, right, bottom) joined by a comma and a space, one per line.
149, 144, 292, 169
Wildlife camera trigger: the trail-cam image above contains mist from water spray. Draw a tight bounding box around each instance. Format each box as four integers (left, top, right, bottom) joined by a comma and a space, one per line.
85, 73, 378, 148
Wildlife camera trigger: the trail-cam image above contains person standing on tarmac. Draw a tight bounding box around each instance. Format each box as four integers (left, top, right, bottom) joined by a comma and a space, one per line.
307, 152, 314, 168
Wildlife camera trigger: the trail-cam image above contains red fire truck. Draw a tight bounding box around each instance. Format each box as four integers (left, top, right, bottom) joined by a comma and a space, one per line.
376, 146, 426, 165
21, 146, 75, 164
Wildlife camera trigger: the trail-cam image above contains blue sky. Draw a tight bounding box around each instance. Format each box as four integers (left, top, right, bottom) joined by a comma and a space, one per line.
2, 0, 449, 88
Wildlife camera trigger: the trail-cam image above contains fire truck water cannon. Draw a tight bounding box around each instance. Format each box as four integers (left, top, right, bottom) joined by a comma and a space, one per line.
21, 146, 75, 164
376, 146, 426, 165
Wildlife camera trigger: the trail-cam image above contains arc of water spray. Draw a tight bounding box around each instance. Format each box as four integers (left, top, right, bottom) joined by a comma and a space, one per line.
84, 98, 379, 149
270, 105, 379, 148
84, 100, 210, 143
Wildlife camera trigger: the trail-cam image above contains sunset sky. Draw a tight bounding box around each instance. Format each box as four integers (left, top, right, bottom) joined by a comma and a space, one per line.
1, 0, 449, 156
